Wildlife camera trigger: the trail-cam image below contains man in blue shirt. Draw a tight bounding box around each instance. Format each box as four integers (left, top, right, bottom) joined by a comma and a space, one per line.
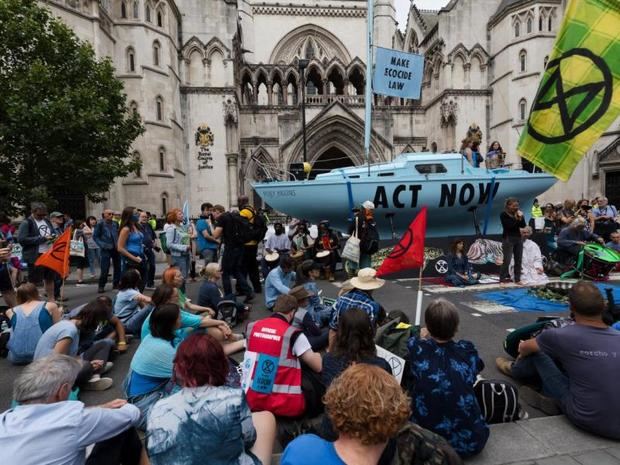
195, 202, 219, 264
94, 208, 121, 293
264, 256, 296, 309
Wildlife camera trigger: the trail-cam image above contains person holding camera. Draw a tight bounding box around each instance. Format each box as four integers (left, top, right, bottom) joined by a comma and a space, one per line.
499, 198, 526, 285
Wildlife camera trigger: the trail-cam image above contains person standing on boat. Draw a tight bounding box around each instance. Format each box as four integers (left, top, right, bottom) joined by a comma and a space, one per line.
499, 198, 526, 284
485, 141, 505, 169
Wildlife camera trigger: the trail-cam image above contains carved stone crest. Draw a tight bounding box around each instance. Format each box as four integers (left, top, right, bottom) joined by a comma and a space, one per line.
195, 124, 214, 169
440, 97, 458, 127
223, 98, 238, 124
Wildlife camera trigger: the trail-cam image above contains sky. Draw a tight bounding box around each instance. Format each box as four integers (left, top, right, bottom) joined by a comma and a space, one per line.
394, 0, 451, 30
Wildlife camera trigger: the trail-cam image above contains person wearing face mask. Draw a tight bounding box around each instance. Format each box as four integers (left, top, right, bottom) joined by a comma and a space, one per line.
117, 207, 146, 288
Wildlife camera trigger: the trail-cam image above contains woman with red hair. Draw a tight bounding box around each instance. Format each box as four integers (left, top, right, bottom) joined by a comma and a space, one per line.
147, 332, 276, 465
165, 208, 191, 283
162, 267, 244, 350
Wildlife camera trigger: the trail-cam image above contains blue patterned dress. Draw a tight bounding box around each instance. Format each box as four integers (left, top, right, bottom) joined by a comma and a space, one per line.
407, 336, 489, 457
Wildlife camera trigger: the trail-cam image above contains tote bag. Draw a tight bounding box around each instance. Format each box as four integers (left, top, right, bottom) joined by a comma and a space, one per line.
70, 230, 85, 257
341, 218, 360, 263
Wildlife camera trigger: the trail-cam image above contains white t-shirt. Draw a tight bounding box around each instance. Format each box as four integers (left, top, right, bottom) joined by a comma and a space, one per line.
292, 333, 312, 357
35, 219, 52, 254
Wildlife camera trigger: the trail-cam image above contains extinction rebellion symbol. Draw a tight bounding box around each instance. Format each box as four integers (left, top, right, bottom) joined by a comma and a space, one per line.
528, 48, 612, 144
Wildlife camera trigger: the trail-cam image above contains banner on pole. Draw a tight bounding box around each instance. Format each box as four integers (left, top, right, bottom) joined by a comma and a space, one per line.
373, 47, 424, 99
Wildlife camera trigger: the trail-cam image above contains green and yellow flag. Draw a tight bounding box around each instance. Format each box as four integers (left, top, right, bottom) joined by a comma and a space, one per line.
517, 0, 620, 181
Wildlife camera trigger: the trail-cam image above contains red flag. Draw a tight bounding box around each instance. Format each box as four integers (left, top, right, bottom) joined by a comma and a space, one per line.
35, 227, 72, 278
376, 207, 427, 277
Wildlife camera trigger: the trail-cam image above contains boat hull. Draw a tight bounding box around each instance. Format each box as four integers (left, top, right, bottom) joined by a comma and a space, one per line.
252, 171, 556, 238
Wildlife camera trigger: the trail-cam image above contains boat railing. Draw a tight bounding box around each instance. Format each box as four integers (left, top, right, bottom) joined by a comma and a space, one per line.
251, 154, 301, 182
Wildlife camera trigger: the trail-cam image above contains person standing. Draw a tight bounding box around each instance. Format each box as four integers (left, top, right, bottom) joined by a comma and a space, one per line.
94, 209, 121, 294
195, 202, 219, 265
499, 198, 526, 284
165, 208, 191, 282
211, 204, 254, 303
117, 207, 145, 281
348, 201, 379, 275
138, 211, 157, 289
239, 196, 267, 295
83, 216, 100, 279
17, 202, 57, 303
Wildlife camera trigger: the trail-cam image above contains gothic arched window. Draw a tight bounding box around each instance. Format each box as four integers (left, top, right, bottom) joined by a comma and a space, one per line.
519, 50, 527, 73
156, 96, 163, 121
519, 98, 528, 121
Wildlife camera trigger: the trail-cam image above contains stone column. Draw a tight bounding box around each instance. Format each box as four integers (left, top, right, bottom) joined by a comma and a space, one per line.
267, 82, 273, 106
226, 153, 239, 209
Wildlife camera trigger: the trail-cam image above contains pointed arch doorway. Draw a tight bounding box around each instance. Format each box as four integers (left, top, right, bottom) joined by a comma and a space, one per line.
309, 147, 355, 179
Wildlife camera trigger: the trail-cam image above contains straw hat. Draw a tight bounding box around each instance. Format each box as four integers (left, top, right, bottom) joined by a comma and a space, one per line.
351, 268, 385, 291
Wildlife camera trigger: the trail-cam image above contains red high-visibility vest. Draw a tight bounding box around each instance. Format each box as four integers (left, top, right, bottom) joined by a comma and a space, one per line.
244, 316, 305, 417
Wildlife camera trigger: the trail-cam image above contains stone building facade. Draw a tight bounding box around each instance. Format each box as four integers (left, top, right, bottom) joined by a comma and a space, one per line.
40, 0, 620, 217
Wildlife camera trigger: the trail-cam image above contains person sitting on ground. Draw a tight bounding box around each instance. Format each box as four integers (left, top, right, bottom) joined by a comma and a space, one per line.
510, 226, 548, 286
281, 364, 410, 465
0, 354, 145, 465
295, 260, 332, 327
34, 299, 116, 391
147, 332, 276, 465
557, 217, 604, 259
323, 308, 391, 389
67, 295, 129, 354
162, 266, 215, 316
7, 283, 61, 365
264, 222, 291, 256
289, 285, 329, 351
329, 268, 385, 348
264, 255, 296, 310
607, 230, 620, 252
141, 283, 243, 351
445, 239, 480, 287
113, 269, 152, 335
407, 299, 489, 457
516, 281, 620, 438
125, 303, 182, 429
197, 262, 249, 319
242, 294, 323, 419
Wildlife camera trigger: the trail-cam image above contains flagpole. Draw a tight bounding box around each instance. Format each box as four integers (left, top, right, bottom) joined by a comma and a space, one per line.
414, 261, 424, 327
364, 0, 374, 177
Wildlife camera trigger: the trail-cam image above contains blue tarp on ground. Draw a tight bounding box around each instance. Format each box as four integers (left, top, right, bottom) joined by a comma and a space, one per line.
475, 283, 620, 313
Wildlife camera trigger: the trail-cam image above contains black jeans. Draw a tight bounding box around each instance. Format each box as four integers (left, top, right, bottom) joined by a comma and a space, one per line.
242, 244, 261, 293
75, 338, 115, 386
86, 427, 143, 465
99, 248, 121, 290
500, 236, 523, 281
144, 247, 156, 287
222, 245, 253, 297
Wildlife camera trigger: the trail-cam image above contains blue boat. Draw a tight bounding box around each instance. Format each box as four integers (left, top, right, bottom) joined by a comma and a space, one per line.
252, 152, 556, 238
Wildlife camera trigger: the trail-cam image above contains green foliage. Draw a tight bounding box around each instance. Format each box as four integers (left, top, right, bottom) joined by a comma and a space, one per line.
0, 0, 144, 215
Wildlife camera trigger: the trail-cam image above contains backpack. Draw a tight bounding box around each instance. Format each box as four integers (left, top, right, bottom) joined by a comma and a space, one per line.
474, 378, 523, 424
251, 212, 268, 242
375, 315, 418, 390
360, 221, 380, 255
385, 422, 464, 465
230, 212, 255, 245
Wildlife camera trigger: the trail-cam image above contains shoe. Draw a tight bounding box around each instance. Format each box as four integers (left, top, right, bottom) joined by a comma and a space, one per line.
83, 375, 113, 391
495, 357, 514, 377
76, 281, 85, 286
101, 362, 114, 374
145, 285, 155, 290
97, 288, 105, 294
244, 294, 254, 304
519, 385, 561, 416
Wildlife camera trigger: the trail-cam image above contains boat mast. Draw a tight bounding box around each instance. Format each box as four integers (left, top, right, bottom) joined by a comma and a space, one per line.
364, 0, 374, 177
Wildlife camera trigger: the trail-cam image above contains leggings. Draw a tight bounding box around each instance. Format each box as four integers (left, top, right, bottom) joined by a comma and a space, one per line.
75, 339, 114, 386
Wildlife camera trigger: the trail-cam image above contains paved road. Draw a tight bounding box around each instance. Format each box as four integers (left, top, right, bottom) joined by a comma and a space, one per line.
3, 273, 620, 465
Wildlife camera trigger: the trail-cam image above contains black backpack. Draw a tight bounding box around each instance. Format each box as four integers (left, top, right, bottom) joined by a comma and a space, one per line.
474, 378, 523, 424
230, 212, 255, 245
243, 207, 268, 243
